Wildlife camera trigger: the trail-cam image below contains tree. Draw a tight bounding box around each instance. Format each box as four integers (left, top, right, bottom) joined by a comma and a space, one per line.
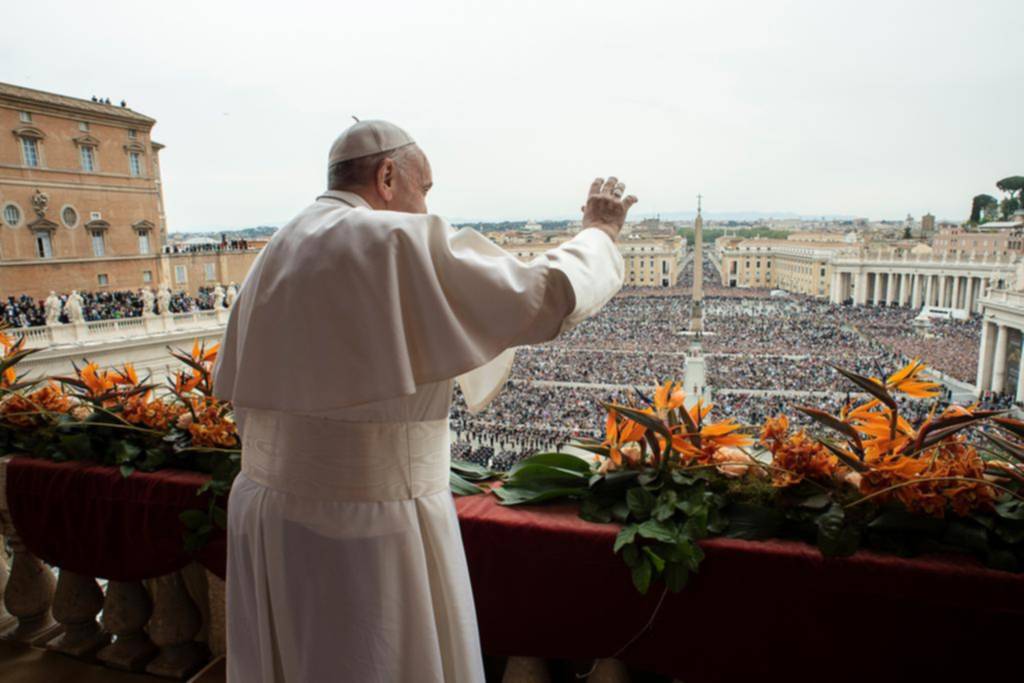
971, 194, 998, 223
996, 176, 1024, 219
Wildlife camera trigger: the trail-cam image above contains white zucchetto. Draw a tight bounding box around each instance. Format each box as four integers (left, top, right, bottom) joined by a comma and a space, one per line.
327, 120, 416, 165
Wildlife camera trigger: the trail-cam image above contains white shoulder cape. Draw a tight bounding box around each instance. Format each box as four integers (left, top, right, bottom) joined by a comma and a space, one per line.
213, 191, 623, 414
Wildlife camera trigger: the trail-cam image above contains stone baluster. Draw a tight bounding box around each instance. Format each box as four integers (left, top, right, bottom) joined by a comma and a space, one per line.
0, 457, 57, 643
503, 656, 552, 682
145, 570, 208, 678
587, 658, 631, 682
97, 580, 157, 671
48, 570, 110, 656
205, 570, 226, 658
0, 540, 14, 633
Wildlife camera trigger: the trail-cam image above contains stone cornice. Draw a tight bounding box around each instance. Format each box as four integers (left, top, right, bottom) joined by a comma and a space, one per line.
27, 217, 58, 232
84, 219, 110, 231
12, 125, 45, 140
72, 134, 101, 147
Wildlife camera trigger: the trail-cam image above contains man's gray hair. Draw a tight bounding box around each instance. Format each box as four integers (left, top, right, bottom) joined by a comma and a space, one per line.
327, 144, 419, 190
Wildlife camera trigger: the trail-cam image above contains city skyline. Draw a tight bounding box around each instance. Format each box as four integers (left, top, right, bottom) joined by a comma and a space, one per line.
2, 0, 1021, 232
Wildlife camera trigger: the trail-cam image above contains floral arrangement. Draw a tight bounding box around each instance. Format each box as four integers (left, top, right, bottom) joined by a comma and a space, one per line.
0, 328, 240, 551
496, 361, 1024, 593
4, 321, 1024, 592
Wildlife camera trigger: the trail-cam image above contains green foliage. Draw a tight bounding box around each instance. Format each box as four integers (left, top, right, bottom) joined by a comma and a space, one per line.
676, 227, 792, 244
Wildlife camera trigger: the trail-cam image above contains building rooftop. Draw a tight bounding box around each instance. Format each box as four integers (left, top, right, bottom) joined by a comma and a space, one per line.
0, 81, 155, 125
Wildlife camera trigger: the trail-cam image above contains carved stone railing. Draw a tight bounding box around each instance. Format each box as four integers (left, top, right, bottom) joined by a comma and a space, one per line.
0, 456, 223, 679
17, 308, 230, 350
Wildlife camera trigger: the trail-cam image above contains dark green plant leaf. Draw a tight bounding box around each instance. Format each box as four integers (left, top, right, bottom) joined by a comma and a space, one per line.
643, 546, 666, 573
179, 509, 208, 530
663, 562, 689, 592
725, 502, 784, 540
816, 503, 860, 556
614, 525, 639, 552
450, 471, 484, 496
631, 556, 652, 594
627, 487, 656, 520
638, 519, 677, 543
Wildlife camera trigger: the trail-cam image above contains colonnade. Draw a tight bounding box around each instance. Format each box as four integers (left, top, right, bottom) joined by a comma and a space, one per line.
831, 270, 995, 313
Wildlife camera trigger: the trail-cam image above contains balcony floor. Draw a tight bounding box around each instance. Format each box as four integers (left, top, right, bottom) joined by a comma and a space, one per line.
0, 640, 224, 683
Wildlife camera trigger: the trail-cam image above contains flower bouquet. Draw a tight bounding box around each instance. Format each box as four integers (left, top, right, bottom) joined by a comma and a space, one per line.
496, 360, 1024, 594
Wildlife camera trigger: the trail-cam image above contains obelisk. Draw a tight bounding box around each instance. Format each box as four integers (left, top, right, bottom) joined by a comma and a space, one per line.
689, 194, 704, 334
683, 194, 709, 408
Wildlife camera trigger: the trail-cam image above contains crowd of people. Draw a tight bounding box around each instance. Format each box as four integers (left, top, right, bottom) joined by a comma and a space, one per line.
447, 256, 996, 470
1, 288, 223, 327
161, 237, 252, 254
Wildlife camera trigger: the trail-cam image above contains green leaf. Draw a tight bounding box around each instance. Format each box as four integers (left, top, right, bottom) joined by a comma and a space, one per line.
119, 464, 135, 478
614, 525, 639, 553
580, 497, 613, 523
611, 500, 630, 523
493, 484, 585, 506
867, 508, 944, 534
631, 556, 652, 594
643, 546, 666, 573
211, 506, 228, 530
816, 503, 860, 557
663, 562, 689, 592
638, 519, 677, 543
654, 489, 678, 521
725, 502, 784, 540
114, 440, 142, 465
450, 459, 495, 481
942, 519, 989, 552
797, 493, 833, 510
450, 471, 484, 496
622, 542, 641, 568
994, 499, 1024, 521
507, 452, 591, 476
627, 487, 656, 520
179, 509, 208, 530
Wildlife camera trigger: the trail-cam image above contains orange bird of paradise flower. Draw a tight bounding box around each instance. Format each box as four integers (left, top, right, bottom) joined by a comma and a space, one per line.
603, 409, 648, 466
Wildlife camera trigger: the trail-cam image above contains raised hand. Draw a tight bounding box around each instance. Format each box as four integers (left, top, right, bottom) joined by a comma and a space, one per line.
580, 176, 638, 242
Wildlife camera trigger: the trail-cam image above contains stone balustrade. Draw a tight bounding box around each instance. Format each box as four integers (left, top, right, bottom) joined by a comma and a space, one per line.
0, 454, 680, 682
16, 308, 229, 350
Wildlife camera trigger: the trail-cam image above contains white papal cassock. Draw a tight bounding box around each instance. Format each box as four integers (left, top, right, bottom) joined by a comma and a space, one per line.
213, 190, 624, 682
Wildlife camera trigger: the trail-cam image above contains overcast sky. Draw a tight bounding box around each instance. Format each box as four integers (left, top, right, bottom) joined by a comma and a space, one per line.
4, 0, 1021, 230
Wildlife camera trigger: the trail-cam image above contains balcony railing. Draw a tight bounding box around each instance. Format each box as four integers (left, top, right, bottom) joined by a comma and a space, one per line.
14, 310, 228, 350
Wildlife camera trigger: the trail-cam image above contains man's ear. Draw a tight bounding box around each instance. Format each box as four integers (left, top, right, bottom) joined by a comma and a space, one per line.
376, 158, 396, 203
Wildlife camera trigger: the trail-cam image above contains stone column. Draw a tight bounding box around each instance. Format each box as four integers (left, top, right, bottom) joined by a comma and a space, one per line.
977, 320, 995, 393
886, 274, 896, 306
872, 273, 882, 306
911, 273, 921, 308
993, 324, 1009, 394
97, 581, 156, 671
1017, 339, 1024, 404
925, 275, 933, 307
830, 271, 842, 304
854, 271, 867, 305
951, 275, 961, 311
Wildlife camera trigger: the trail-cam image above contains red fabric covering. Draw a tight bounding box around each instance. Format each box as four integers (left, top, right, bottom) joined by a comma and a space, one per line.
7, 457, 1024, 681
5, 458, 226, 581
455, 493, 1024, 682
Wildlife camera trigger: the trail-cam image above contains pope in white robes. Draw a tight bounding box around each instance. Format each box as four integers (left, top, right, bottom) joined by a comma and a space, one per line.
213, 120, 638, 682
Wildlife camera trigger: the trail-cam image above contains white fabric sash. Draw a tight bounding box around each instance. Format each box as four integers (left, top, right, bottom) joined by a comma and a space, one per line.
239, 410, 451, 502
